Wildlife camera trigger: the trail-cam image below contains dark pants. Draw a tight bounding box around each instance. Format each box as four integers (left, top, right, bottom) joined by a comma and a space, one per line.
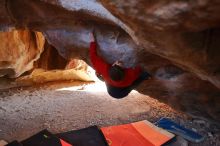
106, 72, 151, 99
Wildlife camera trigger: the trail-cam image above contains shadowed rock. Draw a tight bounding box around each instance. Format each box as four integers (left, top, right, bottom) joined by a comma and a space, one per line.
0, 0, 219, 125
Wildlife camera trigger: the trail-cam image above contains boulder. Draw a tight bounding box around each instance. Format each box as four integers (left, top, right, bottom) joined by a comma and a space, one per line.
0, 0, 219, 125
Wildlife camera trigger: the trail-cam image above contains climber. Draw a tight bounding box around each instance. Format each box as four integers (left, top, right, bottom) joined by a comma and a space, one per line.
89, 32, 151, 98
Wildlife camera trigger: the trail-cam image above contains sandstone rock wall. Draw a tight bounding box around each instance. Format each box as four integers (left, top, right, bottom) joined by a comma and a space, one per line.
0, 29, 45, 78
34, 42, 68, 70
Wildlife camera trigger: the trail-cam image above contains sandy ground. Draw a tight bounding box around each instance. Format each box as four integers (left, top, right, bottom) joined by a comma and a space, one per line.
0, 81, 220, 146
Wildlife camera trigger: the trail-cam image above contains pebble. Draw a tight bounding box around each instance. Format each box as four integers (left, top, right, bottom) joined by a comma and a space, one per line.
192, 128, 197, 132
208, 132, 213, 137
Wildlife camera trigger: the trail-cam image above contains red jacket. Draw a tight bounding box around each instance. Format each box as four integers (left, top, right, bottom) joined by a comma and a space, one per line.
90, 42, 142, 87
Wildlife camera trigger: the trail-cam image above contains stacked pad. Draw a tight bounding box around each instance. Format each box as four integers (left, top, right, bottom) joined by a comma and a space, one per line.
57, 126, 108, 146
21, 130, 71, 146
6, 127, 108, 146
6, 130, 71, 146
5, 120, 176, 146
101, 120, 174, 146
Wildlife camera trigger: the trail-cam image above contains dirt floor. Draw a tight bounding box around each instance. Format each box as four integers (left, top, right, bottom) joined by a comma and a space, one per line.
0, 81, 220, 146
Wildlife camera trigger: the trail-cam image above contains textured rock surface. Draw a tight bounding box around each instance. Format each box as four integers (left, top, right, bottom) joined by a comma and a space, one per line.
15, 68, 94, 85
44, 25, 138, 68
0, 0, 220, 125
0, 30, 93, 88
99, 0, 220, 89
34, 42, 68, 70
0, 29, 45, 78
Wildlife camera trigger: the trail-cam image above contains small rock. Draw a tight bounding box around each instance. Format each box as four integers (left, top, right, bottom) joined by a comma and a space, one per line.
192, 128, 197, 132
0, 107, 6, 112
23, 90, 29, 94
208, 132, 213, 137
43, 123, 51, 128
15, 109, 20, 112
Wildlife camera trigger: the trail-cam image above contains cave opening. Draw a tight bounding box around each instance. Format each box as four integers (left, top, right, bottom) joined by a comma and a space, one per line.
0, 0, 220, 145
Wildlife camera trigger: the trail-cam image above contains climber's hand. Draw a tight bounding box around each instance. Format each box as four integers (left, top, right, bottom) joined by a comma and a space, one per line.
113, 60, 123, 67
90, 31, 95, 42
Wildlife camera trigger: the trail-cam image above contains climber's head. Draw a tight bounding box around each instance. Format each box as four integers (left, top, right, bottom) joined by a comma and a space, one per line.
109, 64, 125, 81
